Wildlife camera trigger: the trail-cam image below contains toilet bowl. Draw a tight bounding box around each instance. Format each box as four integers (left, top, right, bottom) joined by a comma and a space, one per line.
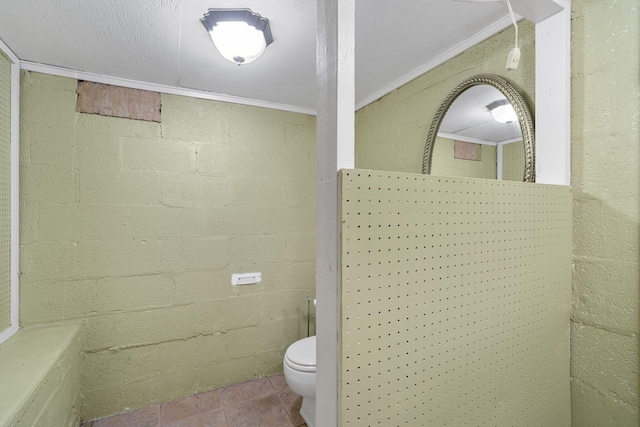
283, 336, 316, 427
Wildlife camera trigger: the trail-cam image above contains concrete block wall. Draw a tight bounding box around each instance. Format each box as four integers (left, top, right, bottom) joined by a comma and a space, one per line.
570, 0, 639, 424
431, 137, 497, 179
0, 323, 82, 427
18, 71, 316, 421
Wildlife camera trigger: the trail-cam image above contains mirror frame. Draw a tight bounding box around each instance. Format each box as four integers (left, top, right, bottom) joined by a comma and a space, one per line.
422, 74, 535, 182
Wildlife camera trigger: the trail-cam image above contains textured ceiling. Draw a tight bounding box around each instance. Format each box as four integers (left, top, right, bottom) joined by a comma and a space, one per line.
0, 1, 560, 112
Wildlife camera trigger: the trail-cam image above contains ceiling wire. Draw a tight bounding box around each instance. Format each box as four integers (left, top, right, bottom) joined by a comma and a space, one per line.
504, 0, 519, 48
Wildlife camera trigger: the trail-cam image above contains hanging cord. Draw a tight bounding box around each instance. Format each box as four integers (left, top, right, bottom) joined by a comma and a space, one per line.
504, 0, 518, 48
503, 0, 521, 70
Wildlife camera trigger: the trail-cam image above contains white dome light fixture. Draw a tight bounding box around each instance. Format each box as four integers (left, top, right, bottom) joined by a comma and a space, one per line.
487, 100, 518, 124
201, 9, 273, 65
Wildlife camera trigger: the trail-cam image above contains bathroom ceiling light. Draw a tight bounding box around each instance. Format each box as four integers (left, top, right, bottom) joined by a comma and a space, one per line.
201, 9, 273, 65
487, 100, 518, 123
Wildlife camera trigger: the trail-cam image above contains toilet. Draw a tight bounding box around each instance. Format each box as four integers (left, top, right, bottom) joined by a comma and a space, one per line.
283, 336, 316, 427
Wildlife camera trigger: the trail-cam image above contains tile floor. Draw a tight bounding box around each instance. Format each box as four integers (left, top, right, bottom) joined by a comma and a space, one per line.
81, 374, 307, 427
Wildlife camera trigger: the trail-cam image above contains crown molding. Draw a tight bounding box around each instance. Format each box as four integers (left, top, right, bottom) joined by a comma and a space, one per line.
20, 61, 317, 116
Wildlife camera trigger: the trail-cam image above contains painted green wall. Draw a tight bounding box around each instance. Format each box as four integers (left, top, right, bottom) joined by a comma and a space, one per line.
354, 21, 535, 173
570, 0, 639, 424
0, 323, 81, 426
431, 137, 497, 179
18, 71, 316, 421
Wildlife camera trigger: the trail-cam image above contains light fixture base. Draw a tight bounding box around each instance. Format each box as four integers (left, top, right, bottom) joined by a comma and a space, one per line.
506, 47, 521, 70
201, 9, 273, 65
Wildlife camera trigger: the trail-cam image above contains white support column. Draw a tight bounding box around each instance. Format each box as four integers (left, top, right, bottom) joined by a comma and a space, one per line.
535, 0, 571, 185
316, 0, 355, 425
497, 142, 503, 181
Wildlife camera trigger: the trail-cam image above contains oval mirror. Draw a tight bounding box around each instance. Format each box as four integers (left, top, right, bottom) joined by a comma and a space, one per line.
422, 74, 535, 182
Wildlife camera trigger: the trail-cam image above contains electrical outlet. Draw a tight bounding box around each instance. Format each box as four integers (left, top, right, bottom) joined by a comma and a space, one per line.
506, 47, 521, 70
231, 272, 261, 286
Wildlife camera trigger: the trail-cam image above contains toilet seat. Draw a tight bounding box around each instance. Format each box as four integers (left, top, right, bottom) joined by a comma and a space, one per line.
283, 336, 317, 427
284, 356, 316, 372
284, 336, 316, 372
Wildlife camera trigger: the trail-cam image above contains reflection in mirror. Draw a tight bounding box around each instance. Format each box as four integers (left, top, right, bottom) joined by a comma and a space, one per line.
431, 85, 524, 180
423, 74, 535, 182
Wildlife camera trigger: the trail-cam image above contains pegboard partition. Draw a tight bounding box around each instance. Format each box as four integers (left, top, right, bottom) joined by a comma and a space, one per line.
339, 170, 572, 426
0, 53, 11, 333
501, 141, 525, 182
